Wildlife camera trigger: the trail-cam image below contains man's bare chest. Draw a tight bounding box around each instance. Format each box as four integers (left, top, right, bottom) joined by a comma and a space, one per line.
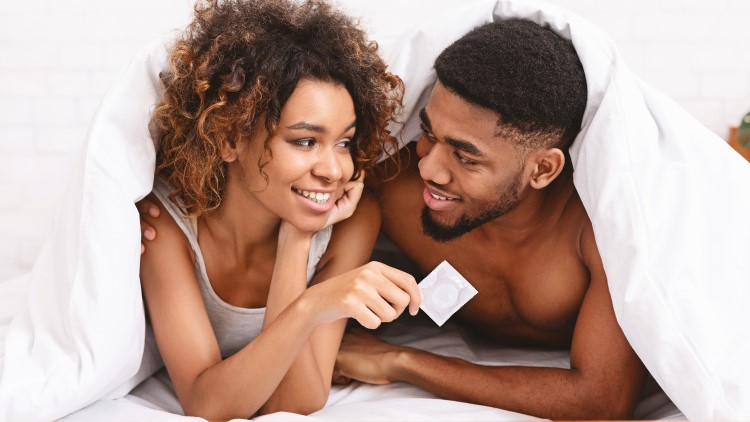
410, 244, 589, 347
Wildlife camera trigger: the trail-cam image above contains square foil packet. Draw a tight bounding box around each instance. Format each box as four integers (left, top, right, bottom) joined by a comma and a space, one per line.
418, 260, 478, 326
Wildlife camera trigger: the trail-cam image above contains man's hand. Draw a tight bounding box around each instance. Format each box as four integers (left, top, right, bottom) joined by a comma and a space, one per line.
323, 174, 365, 229
333, 329, 408, 385
137, 196, 160, 254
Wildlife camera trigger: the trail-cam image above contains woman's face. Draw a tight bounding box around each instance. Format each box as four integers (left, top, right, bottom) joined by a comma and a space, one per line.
226, 78, 357, 232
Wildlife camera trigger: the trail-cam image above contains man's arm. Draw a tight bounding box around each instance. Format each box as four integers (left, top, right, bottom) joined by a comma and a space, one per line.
335, 222, 647, 420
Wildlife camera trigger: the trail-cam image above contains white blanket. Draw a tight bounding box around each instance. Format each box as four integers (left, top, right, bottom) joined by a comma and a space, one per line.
1, 0, 748, 420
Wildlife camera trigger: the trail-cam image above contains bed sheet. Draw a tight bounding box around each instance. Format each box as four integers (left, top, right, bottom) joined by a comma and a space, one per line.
49, 292, 683, 422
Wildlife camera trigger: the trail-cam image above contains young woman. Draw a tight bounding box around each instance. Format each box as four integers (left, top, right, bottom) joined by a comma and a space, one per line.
138, 0, 420, 419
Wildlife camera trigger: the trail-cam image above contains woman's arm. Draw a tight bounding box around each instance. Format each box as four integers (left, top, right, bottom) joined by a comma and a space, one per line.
259, 190, 383, 414
140, 197, 329, 420
141, 194, 420, 420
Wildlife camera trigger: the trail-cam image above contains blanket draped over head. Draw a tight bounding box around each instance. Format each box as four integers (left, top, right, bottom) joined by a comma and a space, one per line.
1, 0, 748, 420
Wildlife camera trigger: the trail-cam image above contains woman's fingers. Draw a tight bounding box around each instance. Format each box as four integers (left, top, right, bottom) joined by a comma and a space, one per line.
322, 176, 365, 228
309, 262, 420, 327
370, 276, 411, 318
350, 302, 382, 330
364, 295, 399, 324
348, 263, 419, 323
344, 175, 365, 199
372, 263, 421, 316
335, 178, 365, 218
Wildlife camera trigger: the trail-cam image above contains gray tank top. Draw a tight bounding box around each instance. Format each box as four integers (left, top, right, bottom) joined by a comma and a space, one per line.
151, 177, 332, 358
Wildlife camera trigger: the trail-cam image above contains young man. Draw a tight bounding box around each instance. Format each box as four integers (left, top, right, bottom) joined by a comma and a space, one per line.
332, 19, 647, 420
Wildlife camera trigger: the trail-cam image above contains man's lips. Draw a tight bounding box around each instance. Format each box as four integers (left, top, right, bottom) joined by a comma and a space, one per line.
423, 185, 460, 211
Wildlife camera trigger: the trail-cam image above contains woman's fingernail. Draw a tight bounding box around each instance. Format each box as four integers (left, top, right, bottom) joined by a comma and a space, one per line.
144, 229, 155, 240
148, 207, 159, 217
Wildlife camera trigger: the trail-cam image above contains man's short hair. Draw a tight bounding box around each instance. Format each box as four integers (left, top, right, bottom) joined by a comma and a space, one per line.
434, 19, 587, 151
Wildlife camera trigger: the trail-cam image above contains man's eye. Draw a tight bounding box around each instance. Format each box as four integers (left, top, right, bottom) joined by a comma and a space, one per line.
454, 151, 477, 166
420, 123, 437, 142
294, 138, 315, 148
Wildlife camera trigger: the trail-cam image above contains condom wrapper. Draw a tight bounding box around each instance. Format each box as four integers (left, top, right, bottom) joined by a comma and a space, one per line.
418, 260, 478, 326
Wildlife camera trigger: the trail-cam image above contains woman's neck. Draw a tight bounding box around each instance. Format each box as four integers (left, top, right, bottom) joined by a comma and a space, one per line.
200, 182, 281, 268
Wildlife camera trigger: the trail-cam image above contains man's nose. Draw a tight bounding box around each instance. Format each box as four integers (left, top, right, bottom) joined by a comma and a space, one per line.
417, 138, 451, 186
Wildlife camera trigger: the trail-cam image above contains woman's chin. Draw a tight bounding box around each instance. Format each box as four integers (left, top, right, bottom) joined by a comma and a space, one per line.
285, 214, 330, 234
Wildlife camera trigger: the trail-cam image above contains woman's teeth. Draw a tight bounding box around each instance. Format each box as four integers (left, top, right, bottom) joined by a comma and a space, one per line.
294, 188, 331, 204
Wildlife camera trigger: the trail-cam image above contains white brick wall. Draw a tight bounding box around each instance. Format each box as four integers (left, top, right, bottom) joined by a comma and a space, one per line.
1, 0, 749, 282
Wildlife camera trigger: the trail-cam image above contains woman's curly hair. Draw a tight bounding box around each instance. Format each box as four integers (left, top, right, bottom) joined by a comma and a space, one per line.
152, 0, 404, 216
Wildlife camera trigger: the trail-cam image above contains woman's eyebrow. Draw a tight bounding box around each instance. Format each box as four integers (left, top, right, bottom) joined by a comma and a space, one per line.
287, 121, 326, 133
286, 120, 357, 133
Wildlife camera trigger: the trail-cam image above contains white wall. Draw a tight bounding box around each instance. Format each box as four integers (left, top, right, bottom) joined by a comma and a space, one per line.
1, 0, 749, 282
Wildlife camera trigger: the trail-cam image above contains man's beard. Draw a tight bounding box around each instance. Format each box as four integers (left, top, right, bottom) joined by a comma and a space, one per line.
421, 175, 522, 242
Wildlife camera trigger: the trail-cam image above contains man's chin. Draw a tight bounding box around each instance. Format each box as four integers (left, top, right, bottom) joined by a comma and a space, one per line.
420, 207, 475, 243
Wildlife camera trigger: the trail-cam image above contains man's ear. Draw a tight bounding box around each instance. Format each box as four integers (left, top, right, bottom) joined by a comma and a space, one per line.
220, 140, 239, 163
529, 148, 565, 189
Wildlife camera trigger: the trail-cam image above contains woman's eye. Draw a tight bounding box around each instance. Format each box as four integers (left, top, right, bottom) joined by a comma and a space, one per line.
336, 138, 353, 149
454, 151, 477, 166
294, 138, 315, 148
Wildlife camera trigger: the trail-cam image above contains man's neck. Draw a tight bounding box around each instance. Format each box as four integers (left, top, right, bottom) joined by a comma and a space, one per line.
474, 167, 575, 247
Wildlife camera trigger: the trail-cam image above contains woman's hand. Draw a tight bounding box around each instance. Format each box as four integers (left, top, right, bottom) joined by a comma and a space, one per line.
300, 261, 421, 330
323, 174, 365, 228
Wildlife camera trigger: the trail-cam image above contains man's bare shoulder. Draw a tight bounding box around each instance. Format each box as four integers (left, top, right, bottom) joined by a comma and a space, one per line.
558, 187, 595, 263
374, 144, 425, 234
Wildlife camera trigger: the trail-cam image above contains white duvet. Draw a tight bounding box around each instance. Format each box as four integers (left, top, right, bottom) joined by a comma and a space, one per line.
1, 0, 749, 420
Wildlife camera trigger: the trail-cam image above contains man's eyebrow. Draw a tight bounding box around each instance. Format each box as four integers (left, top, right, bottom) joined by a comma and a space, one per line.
418, 108, 432, 129
446, 137, 485, 157
419, 107, 484, 157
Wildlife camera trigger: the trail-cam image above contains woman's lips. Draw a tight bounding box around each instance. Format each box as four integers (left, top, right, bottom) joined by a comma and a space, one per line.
293, 187, 335, 213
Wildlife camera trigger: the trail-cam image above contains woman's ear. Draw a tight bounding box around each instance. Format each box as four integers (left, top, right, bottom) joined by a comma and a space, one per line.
220, 140, 239, 163
529, 148, 565, 189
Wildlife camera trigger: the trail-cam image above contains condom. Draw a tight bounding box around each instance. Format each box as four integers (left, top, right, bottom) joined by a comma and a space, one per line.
418, 260, 478, 326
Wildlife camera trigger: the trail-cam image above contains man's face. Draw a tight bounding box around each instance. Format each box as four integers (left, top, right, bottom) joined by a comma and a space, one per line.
416, 82, 526, 242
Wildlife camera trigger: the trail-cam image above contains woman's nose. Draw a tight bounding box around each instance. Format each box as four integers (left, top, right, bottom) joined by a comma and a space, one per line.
312, 148, 344, 182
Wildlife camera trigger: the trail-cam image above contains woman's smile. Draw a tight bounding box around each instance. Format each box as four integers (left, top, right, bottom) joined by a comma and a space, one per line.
292, 187, 336, 212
